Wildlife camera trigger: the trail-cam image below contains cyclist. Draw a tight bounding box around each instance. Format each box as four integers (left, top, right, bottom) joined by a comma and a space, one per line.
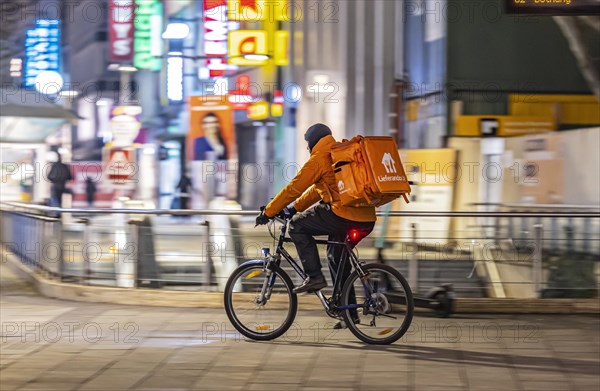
255, 123, 376, 328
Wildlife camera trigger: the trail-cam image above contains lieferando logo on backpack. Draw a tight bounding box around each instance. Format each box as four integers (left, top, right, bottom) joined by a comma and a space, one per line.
379, 152, 405, 182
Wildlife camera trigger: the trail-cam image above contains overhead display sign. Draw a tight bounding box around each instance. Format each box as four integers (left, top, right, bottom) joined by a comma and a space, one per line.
24, 19, 60, 89
454, 115, 555, 137
134, 0, 162, 71
108, 0, 134, 62
505, 0, 600, 15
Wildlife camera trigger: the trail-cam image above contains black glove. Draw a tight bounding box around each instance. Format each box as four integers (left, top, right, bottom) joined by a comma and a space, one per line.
277, 206, 297, 219
255, 212, 270, 226
288, 206, 298, 217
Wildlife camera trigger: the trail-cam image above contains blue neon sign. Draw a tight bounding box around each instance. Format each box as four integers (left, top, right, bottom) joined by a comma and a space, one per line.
24, 19, 61, 88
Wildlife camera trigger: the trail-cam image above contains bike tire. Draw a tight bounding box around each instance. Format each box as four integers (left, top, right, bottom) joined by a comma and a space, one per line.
341, 263, 414, 345
224, 261, 298, 341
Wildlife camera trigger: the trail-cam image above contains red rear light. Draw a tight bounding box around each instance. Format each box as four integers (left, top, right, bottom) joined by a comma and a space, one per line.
348, 229, 368, 245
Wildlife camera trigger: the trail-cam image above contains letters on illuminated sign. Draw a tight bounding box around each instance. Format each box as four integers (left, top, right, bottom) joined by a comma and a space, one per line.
227, 0, 290, 21
134, 0, 162, 71
204, 0, 237, 78
24, 19, 60, 89
109, 0, 134, 62
247, 101, 269, 120
228, 30, 269, 65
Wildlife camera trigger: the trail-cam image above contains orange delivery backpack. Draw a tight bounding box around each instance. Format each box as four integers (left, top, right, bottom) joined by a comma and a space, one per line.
330, 136, 411, 207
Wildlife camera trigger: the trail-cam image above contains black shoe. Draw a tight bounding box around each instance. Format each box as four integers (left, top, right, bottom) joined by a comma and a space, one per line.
293, 275, 327, 294
333, 315, 360, 330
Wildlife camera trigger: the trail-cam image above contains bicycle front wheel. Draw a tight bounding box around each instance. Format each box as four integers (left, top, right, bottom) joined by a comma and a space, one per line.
341, 263, 414, 345
224, 261, 297, 341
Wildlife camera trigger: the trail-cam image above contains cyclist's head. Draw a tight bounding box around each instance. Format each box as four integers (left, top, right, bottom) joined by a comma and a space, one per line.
304, 123, 332, 152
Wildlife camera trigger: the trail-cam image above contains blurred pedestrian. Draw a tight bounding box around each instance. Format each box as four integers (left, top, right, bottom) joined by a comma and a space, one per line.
47, 152, 72, 207
85, 177, 97, 207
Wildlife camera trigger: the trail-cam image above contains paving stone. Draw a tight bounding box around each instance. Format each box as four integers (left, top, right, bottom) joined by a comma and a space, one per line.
1, 262, 599, 391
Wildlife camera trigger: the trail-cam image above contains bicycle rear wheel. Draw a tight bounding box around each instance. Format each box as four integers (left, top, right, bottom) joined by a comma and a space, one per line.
340, 263, 413, 344
224, 261, 297, 341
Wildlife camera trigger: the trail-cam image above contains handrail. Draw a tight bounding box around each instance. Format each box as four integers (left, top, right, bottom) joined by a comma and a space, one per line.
471, 202, 600, 211
2, 202, 600, 218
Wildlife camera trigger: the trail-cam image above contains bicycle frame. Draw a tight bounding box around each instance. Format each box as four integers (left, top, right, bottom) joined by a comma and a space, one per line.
264, 217, 370, 317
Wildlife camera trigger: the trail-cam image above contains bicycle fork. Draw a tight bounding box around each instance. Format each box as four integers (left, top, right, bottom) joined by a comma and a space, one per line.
256, 253, 279, 305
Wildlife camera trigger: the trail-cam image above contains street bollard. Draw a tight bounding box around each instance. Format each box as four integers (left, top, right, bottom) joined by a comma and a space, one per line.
77, 218, 90, 285
201, 220, 212, 288
409, 223, 418, 292
533, 223, 543, 298
130, 216, 161, 288
56, 217, 64, 282
128, 219, 139, 288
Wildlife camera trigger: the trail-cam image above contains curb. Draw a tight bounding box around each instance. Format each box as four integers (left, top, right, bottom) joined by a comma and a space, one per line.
1, 250, 324, 309
3, 250, 599, 314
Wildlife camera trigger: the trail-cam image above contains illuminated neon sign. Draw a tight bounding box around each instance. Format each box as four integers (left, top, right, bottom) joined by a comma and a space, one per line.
203, 0, 235, 78
167, 56, 183, 102
228, 30, 268, 66
227, 0, 290, 21
134, 0, 162, 71
24, 19, 60, 88
226, 0, 289, 67
108, 0, 134, 62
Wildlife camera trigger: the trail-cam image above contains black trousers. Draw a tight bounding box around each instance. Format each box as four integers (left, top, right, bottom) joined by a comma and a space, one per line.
289, 203, 374, 309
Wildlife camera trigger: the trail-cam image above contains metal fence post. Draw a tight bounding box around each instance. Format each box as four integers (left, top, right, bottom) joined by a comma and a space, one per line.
533, 223, 543, 298
57, 217, 64, 282
78, 218, 90, 285
409, 223, 418, 292
203, 220, 212, 288
128, 219, 140, 288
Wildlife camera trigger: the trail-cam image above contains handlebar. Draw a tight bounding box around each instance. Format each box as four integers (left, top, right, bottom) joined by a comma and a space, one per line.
273, 216, 288, 224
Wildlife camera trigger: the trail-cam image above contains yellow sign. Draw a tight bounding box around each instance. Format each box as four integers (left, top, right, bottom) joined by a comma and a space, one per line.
509, 94, 600, 126
228, 30, 269, 66
271, 103, 283, 117
247, 101, 269, 120
273, 30, 289, 66
228, 0, 289, 21
454, 115, 555, 137
228, 29, 289, 66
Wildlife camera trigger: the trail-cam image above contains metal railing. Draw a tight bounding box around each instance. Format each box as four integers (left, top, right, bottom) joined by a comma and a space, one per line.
1, 201, 598, 299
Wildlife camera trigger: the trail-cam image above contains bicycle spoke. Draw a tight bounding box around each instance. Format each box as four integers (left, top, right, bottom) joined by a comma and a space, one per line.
341, 264, 413, 344
225, 264, 297, 340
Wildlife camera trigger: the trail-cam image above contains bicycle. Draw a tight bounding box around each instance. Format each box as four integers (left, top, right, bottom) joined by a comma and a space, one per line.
224, 212, 414, 345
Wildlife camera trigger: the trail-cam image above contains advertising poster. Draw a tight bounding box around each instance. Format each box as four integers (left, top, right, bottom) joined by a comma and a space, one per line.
187, 95, 236, 162
520, 135, 565, 204
395, 148, 458, 245
187, 95, 238, 204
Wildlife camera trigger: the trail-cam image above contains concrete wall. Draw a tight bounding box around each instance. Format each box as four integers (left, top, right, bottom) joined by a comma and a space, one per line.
502, 128, 600, 206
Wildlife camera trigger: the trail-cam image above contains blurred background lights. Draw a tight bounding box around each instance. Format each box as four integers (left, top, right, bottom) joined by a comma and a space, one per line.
162, 23, 190, 40
34, 70, 63, 95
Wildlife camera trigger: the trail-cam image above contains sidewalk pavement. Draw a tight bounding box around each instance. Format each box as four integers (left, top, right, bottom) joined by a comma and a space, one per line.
1, 263, 598, 391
